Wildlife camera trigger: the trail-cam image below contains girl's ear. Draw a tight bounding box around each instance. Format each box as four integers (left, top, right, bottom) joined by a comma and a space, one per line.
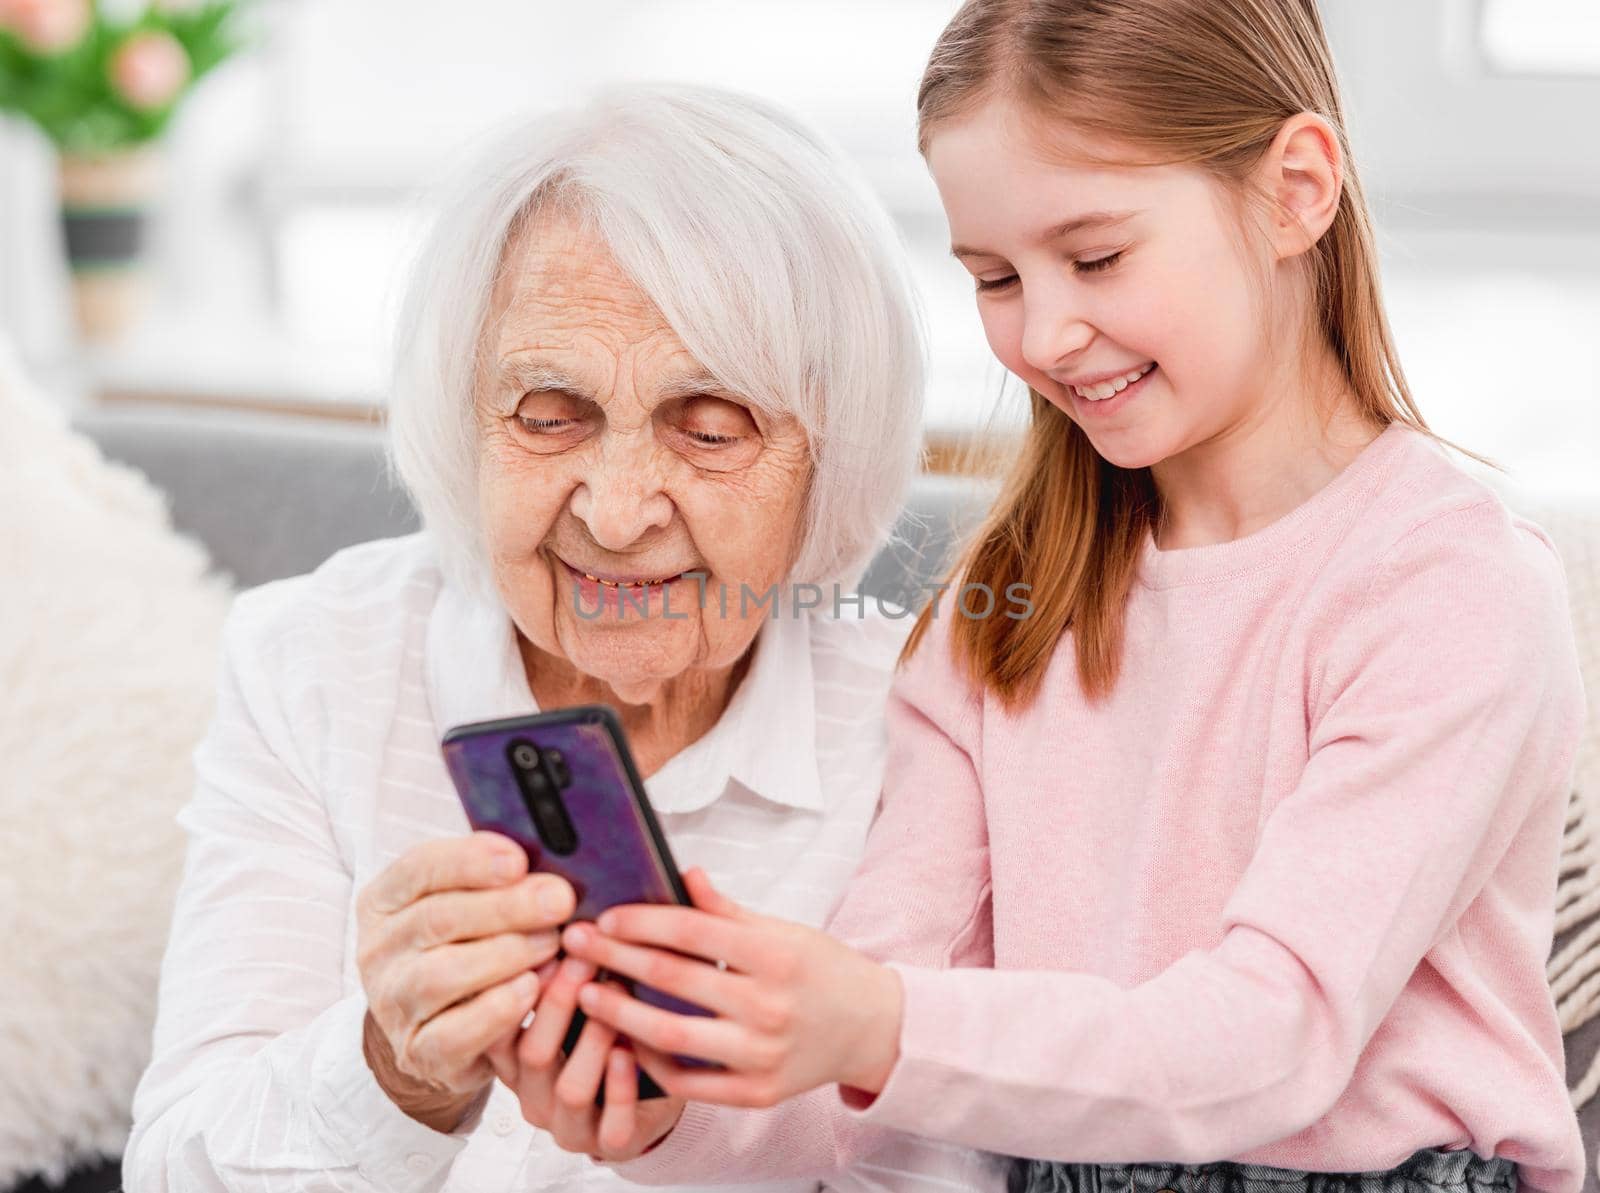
1260, 111, 1344, 261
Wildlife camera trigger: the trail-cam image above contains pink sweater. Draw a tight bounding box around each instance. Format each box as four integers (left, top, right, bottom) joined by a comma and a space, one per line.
617, 423, 1588, 1193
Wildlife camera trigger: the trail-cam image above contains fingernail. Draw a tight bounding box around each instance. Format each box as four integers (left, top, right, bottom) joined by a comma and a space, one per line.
513, 972, 538, 1000
597, 911, 617, 933
537, 880, 569, 916
494, 851, 524, 879
579, 985, 599, 1010
565, 924, 591, 949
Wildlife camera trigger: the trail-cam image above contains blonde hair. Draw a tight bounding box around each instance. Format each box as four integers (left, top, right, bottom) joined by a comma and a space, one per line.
906, 0, 1473, 708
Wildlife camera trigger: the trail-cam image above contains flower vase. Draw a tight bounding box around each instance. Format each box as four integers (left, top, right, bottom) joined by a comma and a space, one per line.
57, 146, 162, 342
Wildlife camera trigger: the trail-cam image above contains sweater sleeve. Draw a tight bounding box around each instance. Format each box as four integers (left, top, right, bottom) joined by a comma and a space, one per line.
840, 501, 1586, 1161
123, 593, 481, 1193
611, 615, 998, 1187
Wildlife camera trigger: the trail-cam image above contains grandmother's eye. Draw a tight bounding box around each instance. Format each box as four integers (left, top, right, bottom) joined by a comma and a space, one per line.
672, 395, 756, 448
513, 389, 591, 438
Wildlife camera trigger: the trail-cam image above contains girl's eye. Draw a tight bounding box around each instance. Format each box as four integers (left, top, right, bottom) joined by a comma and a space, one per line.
1075, 251, 1123, 274
975, 274, 1018, 293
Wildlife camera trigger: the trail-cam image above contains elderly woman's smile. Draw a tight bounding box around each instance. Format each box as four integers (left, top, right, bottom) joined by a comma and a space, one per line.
477, 213, 812, 713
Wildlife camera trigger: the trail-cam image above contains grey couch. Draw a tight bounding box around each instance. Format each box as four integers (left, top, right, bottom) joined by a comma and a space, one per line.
6, 402, 988, 1193
17, 404, 1595, 1193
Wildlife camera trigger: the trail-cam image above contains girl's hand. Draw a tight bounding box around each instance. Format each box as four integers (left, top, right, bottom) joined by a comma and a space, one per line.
559, 868, 903, 1109
497, 954, 685, 1159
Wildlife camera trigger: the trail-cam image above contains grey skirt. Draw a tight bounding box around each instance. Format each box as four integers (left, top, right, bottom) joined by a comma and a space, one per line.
1007, 1146, 1516, 1193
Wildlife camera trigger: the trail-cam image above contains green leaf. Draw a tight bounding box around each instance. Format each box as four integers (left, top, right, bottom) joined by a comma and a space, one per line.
0, 0, 247, 149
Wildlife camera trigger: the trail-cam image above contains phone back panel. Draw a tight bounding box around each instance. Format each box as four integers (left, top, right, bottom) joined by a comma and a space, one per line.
442, 707, 715, 1084
440, 708, 685, 923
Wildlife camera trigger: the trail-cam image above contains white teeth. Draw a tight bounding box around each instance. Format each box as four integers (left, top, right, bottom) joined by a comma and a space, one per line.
1073, 363, 1153, 401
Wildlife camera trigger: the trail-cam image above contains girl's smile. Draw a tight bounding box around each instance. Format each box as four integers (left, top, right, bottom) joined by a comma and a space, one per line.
1062, 361, 1157, 417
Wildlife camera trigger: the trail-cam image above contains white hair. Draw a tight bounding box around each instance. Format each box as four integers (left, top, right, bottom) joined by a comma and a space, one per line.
387, 83, 926, 604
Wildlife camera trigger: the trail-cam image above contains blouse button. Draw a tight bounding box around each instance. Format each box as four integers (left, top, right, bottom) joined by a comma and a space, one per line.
493, 1112, 517, 1136
405, 1153, 431, 1174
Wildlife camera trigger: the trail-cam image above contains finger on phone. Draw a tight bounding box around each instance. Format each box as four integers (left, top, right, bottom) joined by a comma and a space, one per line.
632, 1039, 756, 1107
577, 978, 747, 1067
552, 1015, 616, 1113
410, 970, 538, 1085
403, 875, 574, 950
367, 833, 526, 914
579, 903, 758, 973
597, 1046, 640, 1152
559, 928, 744, 1017
683, 867, 749, 920
520, 957, 596, 1068
408, 931, 553, 1023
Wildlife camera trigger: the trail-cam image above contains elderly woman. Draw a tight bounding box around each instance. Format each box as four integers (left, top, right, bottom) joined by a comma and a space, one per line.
124, 85, 1000, 1193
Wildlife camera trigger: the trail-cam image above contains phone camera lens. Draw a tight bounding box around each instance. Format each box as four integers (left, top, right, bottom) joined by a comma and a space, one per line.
506, 737, 577, 855
546, 748, 571, 788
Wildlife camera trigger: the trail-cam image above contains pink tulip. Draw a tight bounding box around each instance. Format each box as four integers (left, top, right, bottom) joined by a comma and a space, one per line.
108, 29, 191, 111
2, 0, 91, 53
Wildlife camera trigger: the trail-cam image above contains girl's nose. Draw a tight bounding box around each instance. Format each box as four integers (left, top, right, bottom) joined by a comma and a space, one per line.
1021, 292, 1095, 375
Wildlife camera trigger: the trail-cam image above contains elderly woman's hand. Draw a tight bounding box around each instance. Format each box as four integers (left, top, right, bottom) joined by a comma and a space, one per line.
499, 954, 685, 1159
355, 831, 575, 1131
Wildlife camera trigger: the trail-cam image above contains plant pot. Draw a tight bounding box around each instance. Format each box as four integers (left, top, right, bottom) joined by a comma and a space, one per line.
57, 146, 162, 342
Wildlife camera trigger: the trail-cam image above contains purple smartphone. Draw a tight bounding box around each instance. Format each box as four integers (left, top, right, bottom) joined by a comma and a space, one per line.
440, 704, 710, 1102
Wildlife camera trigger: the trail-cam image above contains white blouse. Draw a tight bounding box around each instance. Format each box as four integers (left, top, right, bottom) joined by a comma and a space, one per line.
124, 532, 1004, 1193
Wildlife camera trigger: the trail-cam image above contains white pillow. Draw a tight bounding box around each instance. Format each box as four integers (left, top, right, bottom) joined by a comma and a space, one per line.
0, 340, 233, 1186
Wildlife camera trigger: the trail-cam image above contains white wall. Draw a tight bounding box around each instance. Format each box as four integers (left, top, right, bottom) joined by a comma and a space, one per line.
2, 0, 1596, 488
0, 121, 69, 358
1327, 0, 1600, 211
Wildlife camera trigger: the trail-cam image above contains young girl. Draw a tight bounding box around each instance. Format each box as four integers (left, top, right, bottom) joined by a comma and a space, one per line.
510, 2, 1587, 1189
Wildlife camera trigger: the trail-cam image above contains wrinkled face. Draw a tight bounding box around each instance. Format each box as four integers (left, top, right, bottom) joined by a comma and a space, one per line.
926, 98, 1281, 471
475, 213, 812, 702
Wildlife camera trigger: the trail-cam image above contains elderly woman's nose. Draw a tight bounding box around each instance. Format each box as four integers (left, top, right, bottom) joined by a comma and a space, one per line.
568, 459, 675, 550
